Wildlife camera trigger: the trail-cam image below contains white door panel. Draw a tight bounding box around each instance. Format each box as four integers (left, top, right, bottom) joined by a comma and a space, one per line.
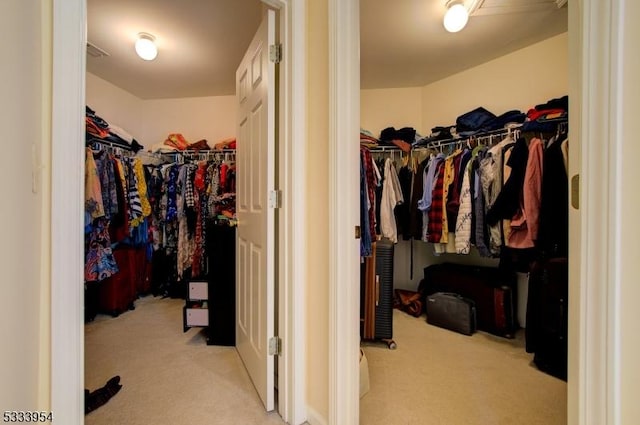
235, 8, 276, 412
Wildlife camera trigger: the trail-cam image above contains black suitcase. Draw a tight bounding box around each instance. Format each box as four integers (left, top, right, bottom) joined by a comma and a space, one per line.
526, 257, 568, 380
421, 263, 517, 338
426, 292, 477, 336
360, 239, 396, 348
373, 239, 394, 341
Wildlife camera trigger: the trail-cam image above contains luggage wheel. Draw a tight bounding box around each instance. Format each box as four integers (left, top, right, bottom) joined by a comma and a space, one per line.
383, 339, 397, 350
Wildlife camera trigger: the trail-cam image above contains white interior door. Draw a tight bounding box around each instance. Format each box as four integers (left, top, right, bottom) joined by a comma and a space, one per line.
235, 8, 276, 412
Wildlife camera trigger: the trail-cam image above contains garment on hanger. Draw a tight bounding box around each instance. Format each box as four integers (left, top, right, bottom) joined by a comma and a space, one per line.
537, 134, 569, 257
380, 157, 404, 243
508, 137, 544, 249
479, 136, 515, 255
455, 158, 474, 254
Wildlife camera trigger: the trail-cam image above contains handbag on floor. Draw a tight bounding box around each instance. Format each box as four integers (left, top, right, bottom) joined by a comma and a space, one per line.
394, 289, 423, 317
426, 292, 477, 336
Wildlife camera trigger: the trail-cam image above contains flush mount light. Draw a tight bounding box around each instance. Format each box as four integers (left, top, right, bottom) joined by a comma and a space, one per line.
443, 1, 469, 33
135, 32, 158, 61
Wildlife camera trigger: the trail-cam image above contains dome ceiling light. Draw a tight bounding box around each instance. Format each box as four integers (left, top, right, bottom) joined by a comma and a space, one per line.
135, 32, 158, 61
443, 0, 470, 33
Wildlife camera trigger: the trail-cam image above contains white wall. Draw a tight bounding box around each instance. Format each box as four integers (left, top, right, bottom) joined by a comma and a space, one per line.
86, 72, 237, 150
0, 0, 46, 410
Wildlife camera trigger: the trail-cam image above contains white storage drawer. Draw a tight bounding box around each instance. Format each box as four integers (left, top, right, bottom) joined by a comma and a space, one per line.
185, 308, 209, 327
189, 281, 208, 300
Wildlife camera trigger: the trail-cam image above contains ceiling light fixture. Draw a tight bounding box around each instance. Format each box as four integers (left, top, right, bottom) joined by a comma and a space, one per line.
135, 32, 158, 61
443, 1, 469, 33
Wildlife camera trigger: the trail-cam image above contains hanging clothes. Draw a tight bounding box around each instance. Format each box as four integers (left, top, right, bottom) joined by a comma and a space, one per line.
85, 218, 119, 282
426, 160, 446, 244
508, 137, 544, 249
479, 136, 515, 255
408, 157, 429, 240
455, 158, 474, 254
418, 153, 444, 242
394, 160, 413, 240
84, 148, 118, 282
360, 151, 373, 257
380, 157, 404, 243
485, 137, 529, 225
538, 135, 569, 257
85, 148, 105, 222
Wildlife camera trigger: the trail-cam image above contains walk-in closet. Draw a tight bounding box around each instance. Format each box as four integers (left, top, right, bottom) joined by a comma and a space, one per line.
82, 1, 284, 424
357, 2, 570, 424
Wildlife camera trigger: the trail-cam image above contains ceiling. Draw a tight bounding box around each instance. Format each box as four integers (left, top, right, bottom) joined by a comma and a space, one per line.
86, 0, 568, 100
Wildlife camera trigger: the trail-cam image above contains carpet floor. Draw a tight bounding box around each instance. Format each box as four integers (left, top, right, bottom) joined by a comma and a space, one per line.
360, 309, 567, 425
85, 295, 566, 425
84, 295, 285, 425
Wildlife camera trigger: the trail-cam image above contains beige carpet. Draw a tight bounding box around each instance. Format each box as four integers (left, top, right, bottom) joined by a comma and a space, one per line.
86, 295, 566, 425
360, 309, 567, 425
84, 295, 285, 425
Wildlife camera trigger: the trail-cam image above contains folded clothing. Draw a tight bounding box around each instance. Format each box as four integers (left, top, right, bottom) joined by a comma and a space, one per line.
479, 110, 527, 132
456, 107, 496, 135
187, 139, 210, 151
379, 127, 416, 152
534, 95, 568, 112
214, 137, 237, 150
164, 133, 190, 150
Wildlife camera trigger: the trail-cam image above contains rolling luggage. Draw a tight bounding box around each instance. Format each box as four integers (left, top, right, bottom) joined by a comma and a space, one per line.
526, 257, 568, 380
360, 239, 396, 348
421, 263, 517, 338
374, 239, 395, 341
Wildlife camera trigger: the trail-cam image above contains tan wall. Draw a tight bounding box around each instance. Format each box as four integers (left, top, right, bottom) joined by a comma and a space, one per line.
360, 87, 424, 136
305, 0, 329, 422
359, 33, 570, 293
86, 72, 237, 149
0, 0, 47, 410
567, 3, 581, 424
86, 72, 143, 141
360, 34, 570, 143
140, 96, 236, 149
420, 32, 568, 132
619, 1, 640, 422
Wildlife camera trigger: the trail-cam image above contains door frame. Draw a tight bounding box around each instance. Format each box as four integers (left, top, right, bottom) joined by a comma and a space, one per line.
50, 0, 630, 423
50, 1, 307, 424
327, 0, 361, 424
262, 1, 308, 423
328, 0, 626, 424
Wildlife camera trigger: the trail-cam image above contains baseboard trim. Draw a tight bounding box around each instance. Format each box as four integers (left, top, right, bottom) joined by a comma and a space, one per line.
306, 406, 328, 425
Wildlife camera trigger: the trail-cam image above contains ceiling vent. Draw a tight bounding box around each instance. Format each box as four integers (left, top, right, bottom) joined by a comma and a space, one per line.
86, 41, 110, 58
470, 0, 568, 16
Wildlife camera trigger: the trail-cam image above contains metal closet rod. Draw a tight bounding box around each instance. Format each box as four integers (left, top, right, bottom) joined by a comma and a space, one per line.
161, 149, 236, 164
365, 121, 563, 154
88, 139, 136, 157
